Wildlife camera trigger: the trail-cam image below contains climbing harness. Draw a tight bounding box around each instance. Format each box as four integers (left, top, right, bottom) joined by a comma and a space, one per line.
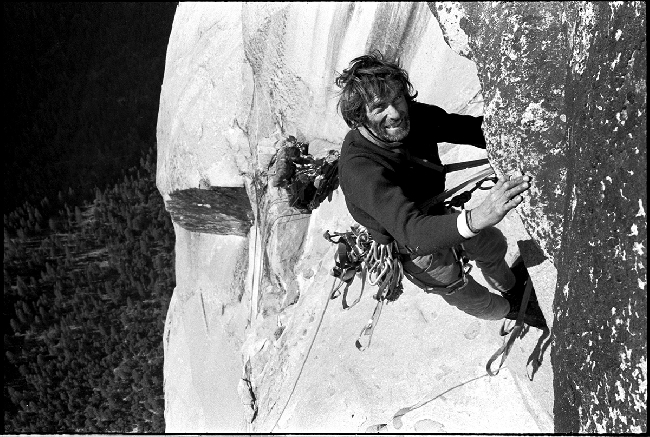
322, 159, 499, 351
322, 161, 498, 351
486, 273, 534, 376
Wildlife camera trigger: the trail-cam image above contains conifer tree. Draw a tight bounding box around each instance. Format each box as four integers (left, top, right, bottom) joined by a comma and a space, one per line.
75, 206, 83, 226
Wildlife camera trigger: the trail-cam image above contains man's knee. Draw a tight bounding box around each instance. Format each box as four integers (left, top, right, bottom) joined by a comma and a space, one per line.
442, 278, 510, 320
466, 226, 508, 260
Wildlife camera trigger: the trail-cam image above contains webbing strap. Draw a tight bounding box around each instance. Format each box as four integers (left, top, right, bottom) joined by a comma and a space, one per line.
342, 266, 365, 309
407, 155, 489, 174
420, 166, 495, 212
406, 155, 444, 173
485, 274, 534, 376
444, 158, 490, 173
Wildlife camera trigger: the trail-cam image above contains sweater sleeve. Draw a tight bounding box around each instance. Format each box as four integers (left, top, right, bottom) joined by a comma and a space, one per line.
341, 153, 467, 255
425, 104, 486, 148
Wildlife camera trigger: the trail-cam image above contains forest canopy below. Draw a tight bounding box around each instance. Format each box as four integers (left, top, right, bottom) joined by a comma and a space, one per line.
5, 148, 175, 432
4, 3, 179, 432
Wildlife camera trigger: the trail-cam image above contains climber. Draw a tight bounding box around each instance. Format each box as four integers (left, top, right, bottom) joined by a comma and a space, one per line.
334, 50, 546, 328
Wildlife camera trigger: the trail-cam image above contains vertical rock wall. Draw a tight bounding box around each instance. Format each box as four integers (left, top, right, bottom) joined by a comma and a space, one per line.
554, 3, 646, 432
431, 1, 646, 433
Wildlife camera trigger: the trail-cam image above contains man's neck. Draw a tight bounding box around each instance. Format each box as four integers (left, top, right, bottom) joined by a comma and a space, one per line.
358, 125, 403, 152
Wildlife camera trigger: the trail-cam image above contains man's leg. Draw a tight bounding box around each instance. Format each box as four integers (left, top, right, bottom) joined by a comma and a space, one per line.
461, 226, 516, 293
461, 227, 548, 328
400, 247, 510, 320
440, 275, 510, 320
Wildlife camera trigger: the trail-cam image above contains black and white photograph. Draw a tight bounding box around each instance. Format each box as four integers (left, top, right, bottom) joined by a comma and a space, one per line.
4, 2, 646, 434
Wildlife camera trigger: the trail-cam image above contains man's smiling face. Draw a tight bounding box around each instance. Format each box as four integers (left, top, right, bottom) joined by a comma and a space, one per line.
364, 84, 411, 144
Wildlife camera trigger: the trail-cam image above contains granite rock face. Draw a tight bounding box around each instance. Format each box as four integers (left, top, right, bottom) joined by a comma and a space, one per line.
431, 1, 647, 433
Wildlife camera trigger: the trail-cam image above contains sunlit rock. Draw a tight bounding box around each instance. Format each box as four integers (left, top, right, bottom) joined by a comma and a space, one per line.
431, 1, 647, 433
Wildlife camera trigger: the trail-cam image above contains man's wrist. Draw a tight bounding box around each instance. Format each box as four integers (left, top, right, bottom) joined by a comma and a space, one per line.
466, 209, 481, 234
457, 210, 480, 239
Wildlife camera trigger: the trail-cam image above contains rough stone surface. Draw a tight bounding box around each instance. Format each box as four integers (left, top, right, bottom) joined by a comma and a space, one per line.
432, 1, 646, 433
165, 187, 253, 236
554, 3, 647, 433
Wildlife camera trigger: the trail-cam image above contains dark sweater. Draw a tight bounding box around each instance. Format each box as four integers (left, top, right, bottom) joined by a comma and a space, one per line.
339, 101, 486, 255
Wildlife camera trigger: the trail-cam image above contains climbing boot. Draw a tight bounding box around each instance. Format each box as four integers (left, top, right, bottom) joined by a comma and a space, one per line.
501, 261, 531, 300
504, 293, 547, 329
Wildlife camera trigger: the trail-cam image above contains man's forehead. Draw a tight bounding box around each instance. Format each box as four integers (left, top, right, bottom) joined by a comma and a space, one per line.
367, 86, 404, 108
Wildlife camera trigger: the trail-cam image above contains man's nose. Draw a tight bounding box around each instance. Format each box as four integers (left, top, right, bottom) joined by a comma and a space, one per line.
385, 104, 402, 120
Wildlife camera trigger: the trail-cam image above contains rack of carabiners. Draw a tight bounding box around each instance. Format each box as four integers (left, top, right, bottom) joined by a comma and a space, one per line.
324, 225, 404, 351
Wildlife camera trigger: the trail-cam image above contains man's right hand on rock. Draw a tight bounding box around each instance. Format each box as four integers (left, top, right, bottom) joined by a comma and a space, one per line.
469, 174, 531, 231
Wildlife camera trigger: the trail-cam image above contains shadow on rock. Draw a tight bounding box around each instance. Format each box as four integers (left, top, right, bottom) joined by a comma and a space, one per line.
517, 239, 547, 269
526, 326, 552, 381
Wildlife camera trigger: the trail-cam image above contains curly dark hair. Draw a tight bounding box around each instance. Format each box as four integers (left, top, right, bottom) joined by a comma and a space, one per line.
335, 50, 418, 128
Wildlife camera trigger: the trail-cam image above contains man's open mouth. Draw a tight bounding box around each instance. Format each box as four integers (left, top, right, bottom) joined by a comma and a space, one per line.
385, 119, 403, 129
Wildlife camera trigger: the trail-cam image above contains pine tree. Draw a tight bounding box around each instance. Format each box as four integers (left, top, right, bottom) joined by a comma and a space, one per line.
16, 308, 27, 324
75, 206, 83, 226
22, 300, 32, 316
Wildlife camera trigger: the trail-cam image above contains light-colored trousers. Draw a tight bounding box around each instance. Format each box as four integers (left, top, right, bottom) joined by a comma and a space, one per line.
399, 226, 514, 320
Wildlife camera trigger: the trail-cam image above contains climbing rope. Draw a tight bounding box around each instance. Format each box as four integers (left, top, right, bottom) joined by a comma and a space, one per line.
269, 232, 404, 429
268, 270, 340, 432
389, 373, 490, 430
